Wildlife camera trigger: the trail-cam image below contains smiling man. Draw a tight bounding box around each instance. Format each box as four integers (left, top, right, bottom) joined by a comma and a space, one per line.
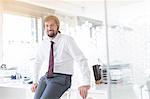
31, 15, 90, 99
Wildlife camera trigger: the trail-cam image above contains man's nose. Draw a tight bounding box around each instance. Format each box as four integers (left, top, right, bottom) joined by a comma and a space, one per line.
47, 26, 52, 30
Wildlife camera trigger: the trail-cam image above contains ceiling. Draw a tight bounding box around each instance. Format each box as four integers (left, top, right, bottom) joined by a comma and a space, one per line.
19, 0, 145, 9
18, 0, 149, 24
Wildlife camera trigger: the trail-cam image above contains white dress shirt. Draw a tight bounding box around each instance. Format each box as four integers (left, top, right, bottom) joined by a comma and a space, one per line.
32, 33, 90, 86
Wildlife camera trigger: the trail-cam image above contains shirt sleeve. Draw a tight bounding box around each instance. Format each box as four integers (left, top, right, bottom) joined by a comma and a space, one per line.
66, 36, 91, 86
32, 42, 44, 83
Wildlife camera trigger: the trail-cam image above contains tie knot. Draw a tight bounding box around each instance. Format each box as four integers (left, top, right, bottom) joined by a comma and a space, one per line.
50, 41, 54, 45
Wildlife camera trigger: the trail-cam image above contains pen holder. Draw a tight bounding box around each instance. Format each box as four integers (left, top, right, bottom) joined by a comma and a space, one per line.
92, 64, 102, 84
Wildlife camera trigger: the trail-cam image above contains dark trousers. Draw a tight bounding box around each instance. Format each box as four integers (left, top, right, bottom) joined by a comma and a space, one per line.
34, 73, 72, 99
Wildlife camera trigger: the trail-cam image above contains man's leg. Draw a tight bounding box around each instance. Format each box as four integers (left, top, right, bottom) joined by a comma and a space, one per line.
40, 74, 71, 99
34, 76, 47, 99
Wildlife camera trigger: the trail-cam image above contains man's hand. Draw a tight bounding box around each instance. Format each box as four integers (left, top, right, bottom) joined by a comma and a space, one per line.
31, 83, 38, 92
78, 85, 90, 99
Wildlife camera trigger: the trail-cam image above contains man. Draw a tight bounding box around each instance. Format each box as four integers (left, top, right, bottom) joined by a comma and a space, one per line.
31, 15, 90, 99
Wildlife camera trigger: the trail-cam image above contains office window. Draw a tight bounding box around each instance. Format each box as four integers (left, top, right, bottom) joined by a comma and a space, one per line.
2, 13, 42, 76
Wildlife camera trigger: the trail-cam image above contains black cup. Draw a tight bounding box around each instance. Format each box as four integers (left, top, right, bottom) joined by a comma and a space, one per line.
92, 65, 101, 83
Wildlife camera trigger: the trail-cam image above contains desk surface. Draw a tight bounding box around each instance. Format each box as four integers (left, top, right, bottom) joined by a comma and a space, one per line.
0, 78, 107, 92
0, 78, 31, 89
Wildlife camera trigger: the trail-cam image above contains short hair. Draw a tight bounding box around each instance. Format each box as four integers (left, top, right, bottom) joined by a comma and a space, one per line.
44, 15, 60, 31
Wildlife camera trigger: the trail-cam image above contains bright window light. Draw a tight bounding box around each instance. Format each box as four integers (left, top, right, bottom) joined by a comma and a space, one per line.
2, 13, 41, 76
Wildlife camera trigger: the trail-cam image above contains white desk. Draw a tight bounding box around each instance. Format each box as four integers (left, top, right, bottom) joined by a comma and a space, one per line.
69, 84, 107, 99
0, 79, 108, 99
0, 79, 34, 99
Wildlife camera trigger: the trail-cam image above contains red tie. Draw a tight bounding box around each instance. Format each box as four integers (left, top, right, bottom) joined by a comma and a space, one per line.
47, 41, 54, 77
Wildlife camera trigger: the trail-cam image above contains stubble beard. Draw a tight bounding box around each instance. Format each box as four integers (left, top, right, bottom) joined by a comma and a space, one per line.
47, 31, 57, 38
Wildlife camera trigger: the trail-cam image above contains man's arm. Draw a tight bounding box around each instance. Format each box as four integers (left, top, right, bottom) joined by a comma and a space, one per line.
31, 43, 44, 92
67, 36, 91, 98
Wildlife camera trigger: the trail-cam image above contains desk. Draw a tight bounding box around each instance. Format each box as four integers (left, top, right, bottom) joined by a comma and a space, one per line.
69, 84, 107, 99
0, 79, 34, 99
0, 79, 107, 99
0, 79, 73, 99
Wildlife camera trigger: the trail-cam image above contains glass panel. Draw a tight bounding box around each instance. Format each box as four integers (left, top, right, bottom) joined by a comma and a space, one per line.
107, 1, 150, 99
2, 13, 42, 76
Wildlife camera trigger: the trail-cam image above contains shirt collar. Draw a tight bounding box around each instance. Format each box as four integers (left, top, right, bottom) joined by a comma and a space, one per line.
44, 33, 60, 43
